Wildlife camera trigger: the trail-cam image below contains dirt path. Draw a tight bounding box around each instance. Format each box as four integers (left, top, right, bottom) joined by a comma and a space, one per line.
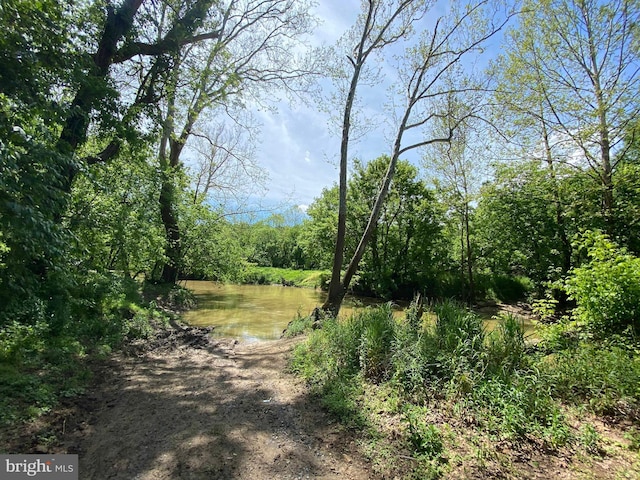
56, 333, 375, 480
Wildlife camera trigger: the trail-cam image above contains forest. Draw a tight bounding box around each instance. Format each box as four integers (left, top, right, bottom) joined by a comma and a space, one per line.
1, 0, 639, 477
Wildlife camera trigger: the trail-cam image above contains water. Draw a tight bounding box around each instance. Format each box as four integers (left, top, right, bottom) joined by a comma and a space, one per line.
182, 281, 535, 341
181, 281, 396, 341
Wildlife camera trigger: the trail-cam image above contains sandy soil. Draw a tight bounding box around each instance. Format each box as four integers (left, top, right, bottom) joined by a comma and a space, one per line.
8, 327, 375, 480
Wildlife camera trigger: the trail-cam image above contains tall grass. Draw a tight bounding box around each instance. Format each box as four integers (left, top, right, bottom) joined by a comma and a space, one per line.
291, 300, 573, 457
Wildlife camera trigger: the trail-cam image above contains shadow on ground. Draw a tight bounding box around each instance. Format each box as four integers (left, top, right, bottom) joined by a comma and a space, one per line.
54, 337, 372, 480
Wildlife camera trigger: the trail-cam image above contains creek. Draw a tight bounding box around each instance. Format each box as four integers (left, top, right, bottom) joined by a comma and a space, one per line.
182, 281, 535, 341
181, 281, 396, 341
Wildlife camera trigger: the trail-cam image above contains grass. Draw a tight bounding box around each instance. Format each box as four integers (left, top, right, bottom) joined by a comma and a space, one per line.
242, 265, 330, 288
289, 300, 640, 479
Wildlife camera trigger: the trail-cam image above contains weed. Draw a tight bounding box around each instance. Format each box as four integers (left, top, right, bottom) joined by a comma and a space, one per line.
624, 427, 640, 452
282, 311, 313, 338
542, 343, 640, 417
579, 423, 601, 454
404, 406, 444, 460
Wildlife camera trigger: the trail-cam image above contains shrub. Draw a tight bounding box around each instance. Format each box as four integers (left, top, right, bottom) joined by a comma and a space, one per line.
487, 314, 526, 377
564, 231, 640, 337
404, 405, 444, 459
468, 373, 568, 446
282, 311, 314, 338
542, 343, 640, 417
358, 304, 396, 382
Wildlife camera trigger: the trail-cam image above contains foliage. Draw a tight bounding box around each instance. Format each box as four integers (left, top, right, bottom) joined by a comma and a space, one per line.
282, 312, 314, 338
0, 276, 172, 426
564, 231, 640, 337
241, 266, 329, 288
179, 200, 245, 282
404, 405, 444, 459
300, 156, 445, 299
291, 302, 569, 454
540, 343, 640, 417
474, 161, 583, 286
68, 146, 165, 278
238, 216, 307, 269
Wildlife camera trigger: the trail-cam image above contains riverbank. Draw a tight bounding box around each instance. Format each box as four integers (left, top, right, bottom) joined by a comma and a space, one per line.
3, 313, 638, 479
241, 266, 329, 288
289, 303, 640, 479
1, 325, 375, 479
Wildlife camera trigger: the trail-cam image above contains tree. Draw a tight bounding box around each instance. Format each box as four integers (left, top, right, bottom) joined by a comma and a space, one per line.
474, 162, 579, 287
68, 144, 165, 279
322, 0, 428, 315
189, 121, 265, 207
350, 157, 443, 299
1, 0, 237, 324
153, 0, 315, 282
302, 156, 443, 299
322, 0, 514, 315
498, 0, 640, 230
424, 97, 484, 303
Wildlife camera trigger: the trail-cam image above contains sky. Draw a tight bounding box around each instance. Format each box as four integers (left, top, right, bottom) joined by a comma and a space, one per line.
216, 0, 512, 218
250, 0, 370, 213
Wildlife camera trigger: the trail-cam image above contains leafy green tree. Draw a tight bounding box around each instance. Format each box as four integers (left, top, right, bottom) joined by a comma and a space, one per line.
323, 0, 515, 315
475, 162, 571, 286
496, 0, 640, 229
153, 0, 315, 282
473, 159, 608, 294
350, 157, 443, 298
298, 187, 340, 269
68, 145, 165, 279
243, 216, 305, 269
322, 0, 429, 315
179, 201, 245, 281
302, 156, 444, 299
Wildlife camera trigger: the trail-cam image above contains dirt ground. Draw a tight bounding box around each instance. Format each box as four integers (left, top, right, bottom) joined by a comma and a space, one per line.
5, 327, 376, 480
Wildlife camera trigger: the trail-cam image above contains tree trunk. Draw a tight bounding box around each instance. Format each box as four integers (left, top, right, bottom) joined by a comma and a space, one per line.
541, 120, 572, 275
322, 61, 364, 317
56, 0, 143, 194
159, 179, 181, 284
158, 69, 182, 284
464, 201, 474, 305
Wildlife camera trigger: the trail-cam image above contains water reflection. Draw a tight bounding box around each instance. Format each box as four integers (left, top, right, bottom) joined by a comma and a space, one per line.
182, 281, 534, 341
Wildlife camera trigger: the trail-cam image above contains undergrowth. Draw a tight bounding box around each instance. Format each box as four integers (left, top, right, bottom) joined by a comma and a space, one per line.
0, 276, 190, 428
290, 299, 640, 478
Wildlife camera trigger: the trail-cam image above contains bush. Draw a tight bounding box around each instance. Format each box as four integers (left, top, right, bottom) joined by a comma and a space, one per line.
542, 343, 640, 417
487, 314, 526, 377
291, 302, 578, 452
564, 231, 640, 337
358, 304, 396, 382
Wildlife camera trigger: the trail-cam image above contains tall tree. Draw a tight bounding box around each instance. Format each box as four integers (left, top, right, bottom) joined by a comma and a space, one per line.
424, 96, 484, 304
322, 0, 427, 315
499, 0, 640, 229
323, 0, 514, 315
154, 0, 315, 282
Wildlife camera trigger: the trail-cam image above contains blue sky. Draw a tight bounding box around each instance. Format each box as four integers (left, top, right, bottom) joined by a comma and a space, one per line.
226, 0, 511, 216
253, 0, 378, 212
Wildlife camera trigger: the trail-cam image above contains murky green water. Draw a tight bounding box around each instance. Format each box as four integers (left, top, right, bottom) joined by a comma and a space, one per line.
182, 281, 396, 341
182, 281, 535, 341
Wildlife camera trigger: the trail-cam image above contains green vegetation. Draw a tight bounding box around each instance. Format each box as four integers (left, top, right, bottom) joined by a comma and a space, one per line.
289, 300, 640, 478
0, 278, 193, 426
241, 266, 329, 289
1, 2, 640, 477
